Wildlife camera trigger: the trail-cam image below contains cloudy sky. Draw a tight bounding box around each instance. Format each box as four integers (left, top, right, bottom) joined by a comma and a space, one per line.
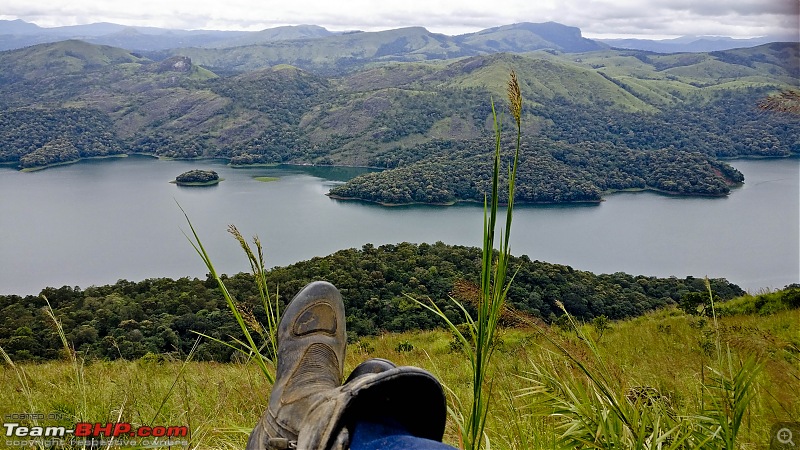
2, 0, 798, 39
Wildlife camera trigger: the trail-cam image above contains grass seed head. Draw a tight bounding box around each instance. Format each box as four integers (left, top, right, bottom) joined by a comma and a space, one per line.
507, 70, 522, 127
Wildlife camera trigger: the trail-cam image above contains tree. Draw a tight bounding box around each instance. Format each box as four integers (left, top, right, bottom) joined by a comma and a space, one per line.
679, 291, 711, 316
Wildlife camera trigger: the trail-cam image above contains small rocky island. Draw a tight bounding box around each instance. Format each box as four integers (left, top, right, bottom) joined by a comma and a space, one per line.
172, 169, 222, 186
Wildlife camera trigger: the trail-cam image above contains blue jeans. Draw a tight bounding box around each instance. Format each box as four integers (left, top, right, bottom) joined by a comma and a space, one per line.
349, 418, 457, 450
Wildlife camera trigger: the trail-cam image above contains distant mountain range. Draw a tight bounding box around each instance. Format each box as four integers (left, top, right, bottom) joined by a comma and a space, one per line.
147, 23, 610, 75
1, 18, 794, 56
598, 35, 798, 53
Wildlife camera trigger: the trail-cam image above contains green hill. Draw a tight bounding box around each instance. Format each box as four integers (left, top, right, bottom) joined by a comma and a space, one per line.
0, 41, 796, 201
0, 39, 143, 80
155, 27, 469, 74
329, 140, 745, 204
206, 24, 335, 48
0, 241, 746, 362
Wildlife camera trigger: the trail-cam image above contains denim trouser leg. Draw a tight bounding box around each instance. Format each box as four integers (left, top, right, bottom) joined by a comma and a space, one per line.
349, 418, 457, 450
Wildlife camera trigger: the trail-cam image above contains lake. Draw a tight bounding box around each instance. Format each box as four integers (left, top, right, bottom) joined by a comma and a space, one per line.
0, 156, 797, 296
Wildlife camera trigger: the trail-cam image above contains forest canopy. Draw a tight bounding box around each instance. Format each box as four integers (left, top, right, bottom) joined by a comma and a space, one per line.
174, 169, 221, 185
329, 138, 745, 205
0, 242, 745, 362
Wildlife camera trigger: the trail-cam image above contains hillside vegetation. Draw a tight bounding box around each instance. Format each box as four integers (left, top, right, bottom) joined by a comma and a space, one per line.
330, 138, 745, 204
0, 242, 747, 362
0, 40, 797, 203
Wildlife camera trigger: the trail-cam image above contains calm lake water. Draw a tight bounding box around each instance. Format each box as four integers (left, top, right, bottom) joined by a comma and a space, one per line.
1, 156, 797, 296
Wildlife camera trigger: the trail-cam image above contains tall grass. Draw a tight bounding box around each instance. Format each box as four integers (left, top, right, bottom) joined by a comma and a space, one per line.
518, 282, 764, 449
416, 70, 523, 450
0, 296, 218, 449
179, 205, 279, 384
0, 296, 91, 450
519, 302, 695, 449
1, 308, 795, 448
696, 278, 763, 450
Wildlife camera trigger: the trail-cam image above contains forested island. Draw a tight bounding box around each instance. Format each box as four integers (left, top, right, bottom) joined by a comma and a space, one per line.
329, 139, 745, 205
173, 169, 221, 186
0, 242, 748, 362
0, 39, 796, 203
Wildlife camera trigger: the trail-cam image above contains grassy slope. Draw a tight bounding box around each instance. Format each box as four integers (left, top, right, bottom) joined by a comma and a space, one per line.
0, 40, 144, 79
430, 53, 655, 111
567, 46, 798, 106
2, 305, 796, 448
298, 45, 797, 165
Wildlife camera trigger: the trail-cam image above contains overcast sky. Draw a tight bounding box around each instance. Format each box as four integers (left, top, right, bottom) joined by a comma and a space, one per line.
2, 0, 798, 39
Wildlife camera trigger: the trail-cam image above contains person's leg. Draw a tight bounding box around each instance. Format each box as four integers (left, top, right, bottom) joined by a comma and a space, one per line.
247, 281, 451, 450
350, 417, 457, 450
246, 281, 346, 449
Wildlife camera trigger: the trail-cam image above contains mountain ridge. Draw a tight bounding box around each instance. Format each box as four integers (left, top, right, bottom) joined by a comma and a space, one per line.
2, 18, 792, 55
599, 35, 797, 53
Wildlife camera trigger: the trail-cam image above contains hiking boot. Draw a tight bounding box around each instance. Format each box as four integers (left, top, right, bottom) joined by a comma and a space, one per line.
246, 281, 346, 450
297, 358, 447, 450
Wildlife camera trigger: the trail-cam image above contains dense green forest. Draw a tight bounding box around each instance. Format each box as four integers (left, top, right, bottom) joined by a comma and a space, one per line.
0, 242, 747, 362
0, 40, 796, 203
529, 89, 798, 158
174, 169, 221, 185
0, 108, 124, 164
330, 138, 744, 204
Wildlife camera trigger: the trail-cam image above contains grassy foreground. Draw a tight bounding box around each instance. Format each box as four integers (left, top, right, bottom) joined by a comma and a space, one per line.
1, 305, 797, 449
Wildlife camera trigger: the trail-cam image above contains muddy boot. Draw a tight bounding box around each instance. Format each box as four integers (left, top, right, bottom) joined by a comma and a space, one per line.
246, 281, 346, 450
297, 358, 447, 449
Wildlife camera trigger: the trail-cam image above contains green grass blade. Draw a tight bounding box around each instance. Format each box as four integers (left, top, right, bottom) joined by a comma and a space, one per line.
178, 202, 275, 384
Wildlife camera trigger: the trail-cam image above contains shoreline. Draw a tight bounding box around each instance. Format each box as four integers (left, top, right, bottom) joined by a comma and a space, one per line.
327, 193, 457, 207
11, 152, 797, 173
229, 162, 280, 169
169, 179, 224, 186
328, 182, 738, 207
601, 185, 734, 199
326, 193, 604, 207
229, 161, 384, 170
718, 152, 800, 161
19, 154, 128, 172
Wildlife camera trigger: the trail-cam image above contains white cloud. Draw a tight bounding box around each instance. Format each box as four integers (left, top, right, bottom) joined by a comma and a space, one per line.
2, 0, 797, 38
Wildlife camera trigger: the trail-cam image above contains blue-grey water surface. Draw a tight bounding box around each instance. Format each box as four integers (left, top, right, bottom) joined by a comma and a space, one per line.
0, 156, 797, 295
